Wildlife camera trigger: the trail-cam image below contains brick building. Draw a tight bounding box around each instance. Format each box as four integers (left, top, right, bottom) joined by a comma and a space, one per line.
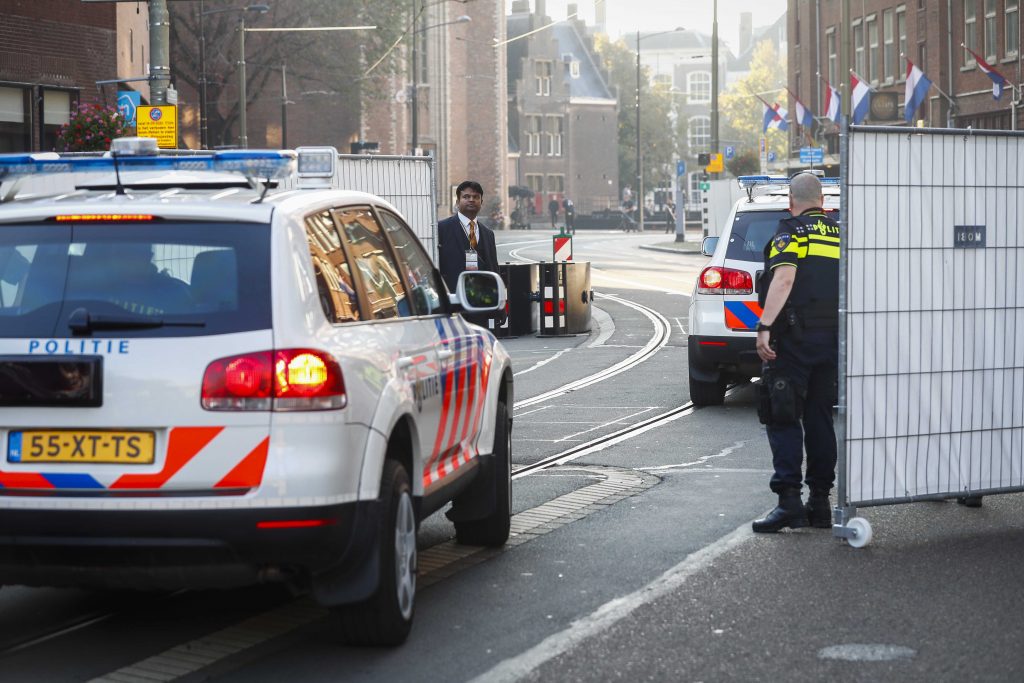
789, 0, 1021, 168
507, 0, 619, 216
0, 0, 145, 152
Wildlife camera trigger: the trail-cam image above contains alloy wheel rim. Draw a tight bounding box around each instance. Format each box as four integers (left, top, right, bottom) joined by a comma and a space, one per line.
394, 491, 416, 620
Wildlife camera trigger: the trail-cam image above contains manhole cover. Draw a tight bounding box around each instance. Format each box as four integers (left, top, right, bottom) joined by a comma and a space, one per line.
818, 644, 916, 662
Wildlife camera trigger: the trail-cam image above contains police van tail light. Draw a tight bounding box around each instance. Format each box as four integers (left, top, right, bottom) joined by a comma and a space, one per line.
697, 266, 753, 295
202, 349, 346, 411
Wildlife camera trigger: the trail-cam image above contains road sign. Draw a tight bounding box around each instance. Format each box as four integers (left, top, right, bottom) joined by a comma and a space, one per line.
706, 153, 724, 173
137, 105, 177, 149
699, 181, 710, 191
767, 151, 777, 163
676, 160, 686, 177
553, 234, 573, 262
725, 146, 735, 160
799, 146, 825, 163
117, 91, 140, 127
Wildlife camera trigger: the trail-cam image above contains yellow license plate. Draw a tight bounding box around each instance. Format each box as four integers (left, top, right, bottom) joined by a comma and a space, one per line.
9, 430, 155, 465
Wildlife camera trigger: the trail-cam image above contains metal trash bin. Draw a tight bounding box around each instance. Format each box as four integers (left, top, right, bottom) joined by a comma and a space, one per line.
491, 263, 538, 338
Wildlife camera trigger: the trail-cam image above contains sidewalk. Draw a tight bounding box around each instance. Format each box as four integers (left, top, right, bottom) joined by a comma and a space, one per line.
638, 224, 706, 255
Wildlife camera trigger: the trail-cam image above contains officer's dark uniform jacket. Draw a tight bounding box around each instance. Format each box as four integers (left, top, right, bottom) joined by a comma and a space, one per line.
762, 208, 840, 329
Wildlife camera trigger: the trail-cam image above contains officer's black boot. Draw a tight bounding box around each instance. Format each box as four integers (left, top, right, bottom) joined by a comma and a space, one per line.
805, 490, 832, 528
752, 489, 808, 533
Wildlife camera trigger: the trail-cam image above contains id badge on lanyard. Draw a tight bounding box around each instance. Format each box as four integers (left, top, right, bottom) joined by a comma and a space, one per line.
465, 250, 479, 271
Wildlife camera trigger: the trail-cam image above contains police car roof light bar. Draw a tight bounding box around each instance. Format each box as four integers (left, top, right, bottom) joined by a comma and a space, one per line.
737, 175, 841, 188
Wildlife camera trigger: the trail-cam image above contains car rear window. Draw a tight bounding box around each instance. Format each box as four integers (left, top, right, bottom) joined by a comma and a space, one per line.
724, 210, 790, 262
0, 222, 270, 338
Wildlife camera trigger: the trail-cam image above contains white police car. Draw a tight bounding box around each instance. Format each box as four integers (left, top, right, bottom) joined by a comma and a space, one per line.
687, 175, 840, 405
0, 139, 513, 645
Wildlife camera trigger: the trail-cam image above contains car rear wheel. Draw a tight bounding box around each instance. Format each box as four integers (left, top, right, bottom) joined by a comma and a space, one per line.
454, 400, 511, 547
335, 460, 416, 646
689, 375, 726, 406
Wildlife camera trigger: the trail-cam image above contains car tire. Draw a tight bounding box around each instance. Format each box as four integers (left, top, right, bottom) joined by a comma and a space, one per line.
334, 460, 416, 646
454, 400, 512, 547
689, 375, 726, 406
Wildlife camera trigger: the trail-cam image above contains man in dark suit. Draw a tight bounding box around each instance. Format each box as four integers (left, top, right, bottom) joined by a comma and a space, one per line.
437, 180, 500, 293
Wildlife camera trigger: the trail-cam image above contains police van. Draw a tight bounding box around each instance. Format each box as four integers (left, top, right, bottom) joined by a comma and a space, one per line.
687, 175, 840, 406
0, 139, 513, 645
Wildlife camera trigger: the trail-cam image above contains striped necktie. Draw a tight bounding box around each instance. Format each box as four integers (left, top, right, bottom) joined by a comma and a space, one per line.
468, 219, 478, 250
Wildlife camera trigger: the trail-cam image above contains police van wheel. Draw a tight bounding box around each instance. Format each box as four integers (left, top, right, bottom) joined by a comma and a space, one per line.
454, 400, 512, 547
335, 460, 416, 646
689, 376, 726, 406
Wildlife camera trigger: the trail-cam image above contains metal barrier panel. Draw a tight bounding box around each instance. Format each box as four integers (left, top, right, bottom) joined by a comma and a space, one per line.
331, 155, 438, 263
843, 126, 1024, 509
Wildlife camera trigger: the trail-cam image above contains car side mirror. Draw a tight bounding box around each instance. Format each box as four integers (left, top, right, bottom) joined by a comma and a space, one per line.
701, 236, 719, 257
451, 271, 506, 313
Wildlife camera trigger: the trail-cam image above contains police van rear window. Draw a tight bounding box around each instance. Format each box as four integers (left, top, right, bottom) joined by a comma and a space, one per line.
0, 222, 270, 338
725, 210, 790, 262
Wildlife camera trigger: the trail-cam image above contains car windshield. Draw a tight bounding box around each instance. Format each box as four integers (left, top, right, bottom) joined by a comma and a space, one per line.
0, 222, 270, 338
724, 209, 791, 262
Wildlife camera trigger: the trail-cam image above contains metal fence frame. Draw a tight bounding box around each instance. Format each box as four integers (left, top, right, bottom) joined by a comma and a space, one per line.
835, 123, 1024, 543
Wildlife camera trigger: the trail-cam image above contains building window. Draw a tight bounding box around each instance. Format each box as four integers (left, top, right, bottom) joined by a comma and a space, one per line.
546, 175, 565, 193
897, 7, 908, 80
1008, 0, 1020, 56
0, 85, 30, 153
526, 115, 541, 156
854, 20, 865, 77
525, 173, 543, 194
41, 88, 73, 152
687, 71, 711, 104
546, 115, 563, 157
570, 60, 581, 78
534, 60, 552, 96
964, 0, 978, 65
984, 0, 997, 59
919, 42, 928, 72
827, 28, 837, 84
883, 10, 896, 82
687, 115, 710, 153
867, 15, 879, 83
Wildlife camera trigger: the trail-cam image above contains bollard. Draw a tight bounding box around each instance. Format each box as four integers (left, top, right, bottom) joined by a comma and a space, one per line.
537, 262, 567, 337
488, 263, 539, 338
563, 261, 592, 334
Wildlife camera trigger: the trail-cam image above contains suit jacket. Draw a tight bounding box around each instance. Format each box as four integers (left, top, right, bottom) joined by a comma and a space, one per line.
437, 214, 499, 293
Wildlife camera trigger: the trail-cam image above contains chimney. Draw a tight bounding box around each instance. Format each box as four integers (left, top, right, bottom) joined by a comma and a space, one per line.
594, 0, 606, 34
740, 12, 753, 54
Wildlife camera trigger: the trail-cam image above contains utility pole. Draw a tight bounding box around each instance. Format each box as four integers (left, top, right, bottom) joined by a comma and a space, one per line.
710, 0, 719, 155
636, 29, 643, 233
840, 0, 850, 120
149, 0, 170, 105
238, 17, 247, 148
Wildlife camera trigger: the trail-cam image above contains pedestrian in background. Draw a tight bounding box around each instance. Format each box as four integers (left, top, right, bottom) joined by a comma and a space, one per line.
563, 197, 576, 234
752, 173, 840, 533
663, 198, 676, 234
548, 196, 560, 228
437, 180, 499, 295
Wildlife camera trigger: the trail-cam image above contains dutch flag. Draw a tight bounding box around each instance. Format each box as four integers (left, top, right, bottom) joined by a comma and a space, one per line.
823, 80, 841, 124
761, 99, 789, 133
963, 45, 1009, 100
789, 89, 814, 128
850, 72, 871, 125
904, 58, 933, 123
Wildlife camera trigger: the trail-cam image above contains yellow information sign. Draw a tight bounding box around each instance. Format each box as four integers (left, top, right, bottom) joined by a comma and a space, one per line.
136, 105, 177, 149
706, 153, 724, 173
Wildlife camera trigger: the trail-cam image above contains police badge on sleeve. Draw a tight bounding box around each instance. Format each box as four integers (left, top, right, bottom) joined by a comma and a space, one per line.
772, 234, 792, 253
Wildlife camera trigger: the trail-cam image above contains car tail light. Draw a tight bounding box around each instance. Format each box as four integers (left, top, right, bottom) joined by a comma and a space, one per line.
202, 349, 346, 411
697, 266, 754, 295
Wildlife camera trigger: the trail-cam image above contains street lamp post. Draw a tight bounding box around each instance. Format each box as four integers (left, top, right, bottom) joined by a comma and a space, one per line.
635, 27, 684, 233
199, 3, 269, 149
411, 14, 471, 155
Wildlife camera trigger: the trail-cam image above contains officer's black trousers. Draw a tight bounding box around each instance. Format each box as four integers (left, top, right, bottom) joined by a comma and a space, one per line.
765, 328, 838, 494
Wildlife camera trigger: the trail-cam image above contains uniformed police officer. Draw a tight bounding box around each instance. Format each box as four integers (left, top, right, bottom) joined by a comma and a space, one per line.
752, 173, 840, 533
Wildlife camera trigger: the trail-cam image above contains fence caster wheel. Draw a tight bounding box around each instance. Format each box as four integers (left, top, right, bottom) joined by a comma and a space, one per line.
845, 517, 873, 548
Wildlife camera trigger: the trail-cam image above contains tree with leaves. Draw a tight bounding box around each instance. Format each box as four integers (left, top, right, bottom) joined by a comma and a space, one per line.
594, 34, 679, 203
169, 0, 407, 149
718, 40, 788, 165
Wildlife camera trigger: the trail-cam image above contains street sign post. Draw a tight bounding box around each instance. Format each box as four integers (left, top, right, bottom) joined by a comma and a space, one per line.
676, 160, 686, 177
725, 145, 735, 160
799, 147, 825, 164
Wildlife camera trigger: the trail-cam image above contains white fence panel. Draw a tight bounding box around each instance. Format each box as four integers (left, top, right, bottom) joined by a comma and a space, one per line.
844, 128, 1024, 506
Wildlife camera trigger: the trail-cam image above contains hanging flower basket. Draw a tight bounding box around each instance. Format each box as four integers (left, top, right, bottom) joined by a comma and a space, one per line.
56, 103, 128, 152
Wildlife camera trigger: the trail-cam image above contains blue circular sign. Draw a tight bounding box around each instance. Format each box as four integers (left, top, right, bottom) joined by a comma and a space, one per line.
767, 151, 777, 162
149, 108, 163, 122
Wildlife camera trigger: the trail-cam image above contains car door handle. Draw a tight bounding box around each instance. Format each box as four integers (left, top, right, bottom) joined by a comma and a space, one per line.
438, 350, 454, 361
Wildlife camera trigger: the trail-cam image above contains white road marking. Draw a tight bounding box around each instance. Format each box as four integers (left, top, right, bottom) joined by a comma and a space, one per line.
468, 522, 754, 683
673, 316, 687, 336
587, 306, 615, 348
637, 441, 747, 472
552, 408, 658, 444
513, 348, 573, 377
591, 270, 691, 296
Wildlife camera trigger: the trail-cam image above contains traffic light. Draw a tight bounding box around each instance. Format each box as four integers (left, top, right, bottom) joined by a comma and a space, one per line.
697, 153, 710, 166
